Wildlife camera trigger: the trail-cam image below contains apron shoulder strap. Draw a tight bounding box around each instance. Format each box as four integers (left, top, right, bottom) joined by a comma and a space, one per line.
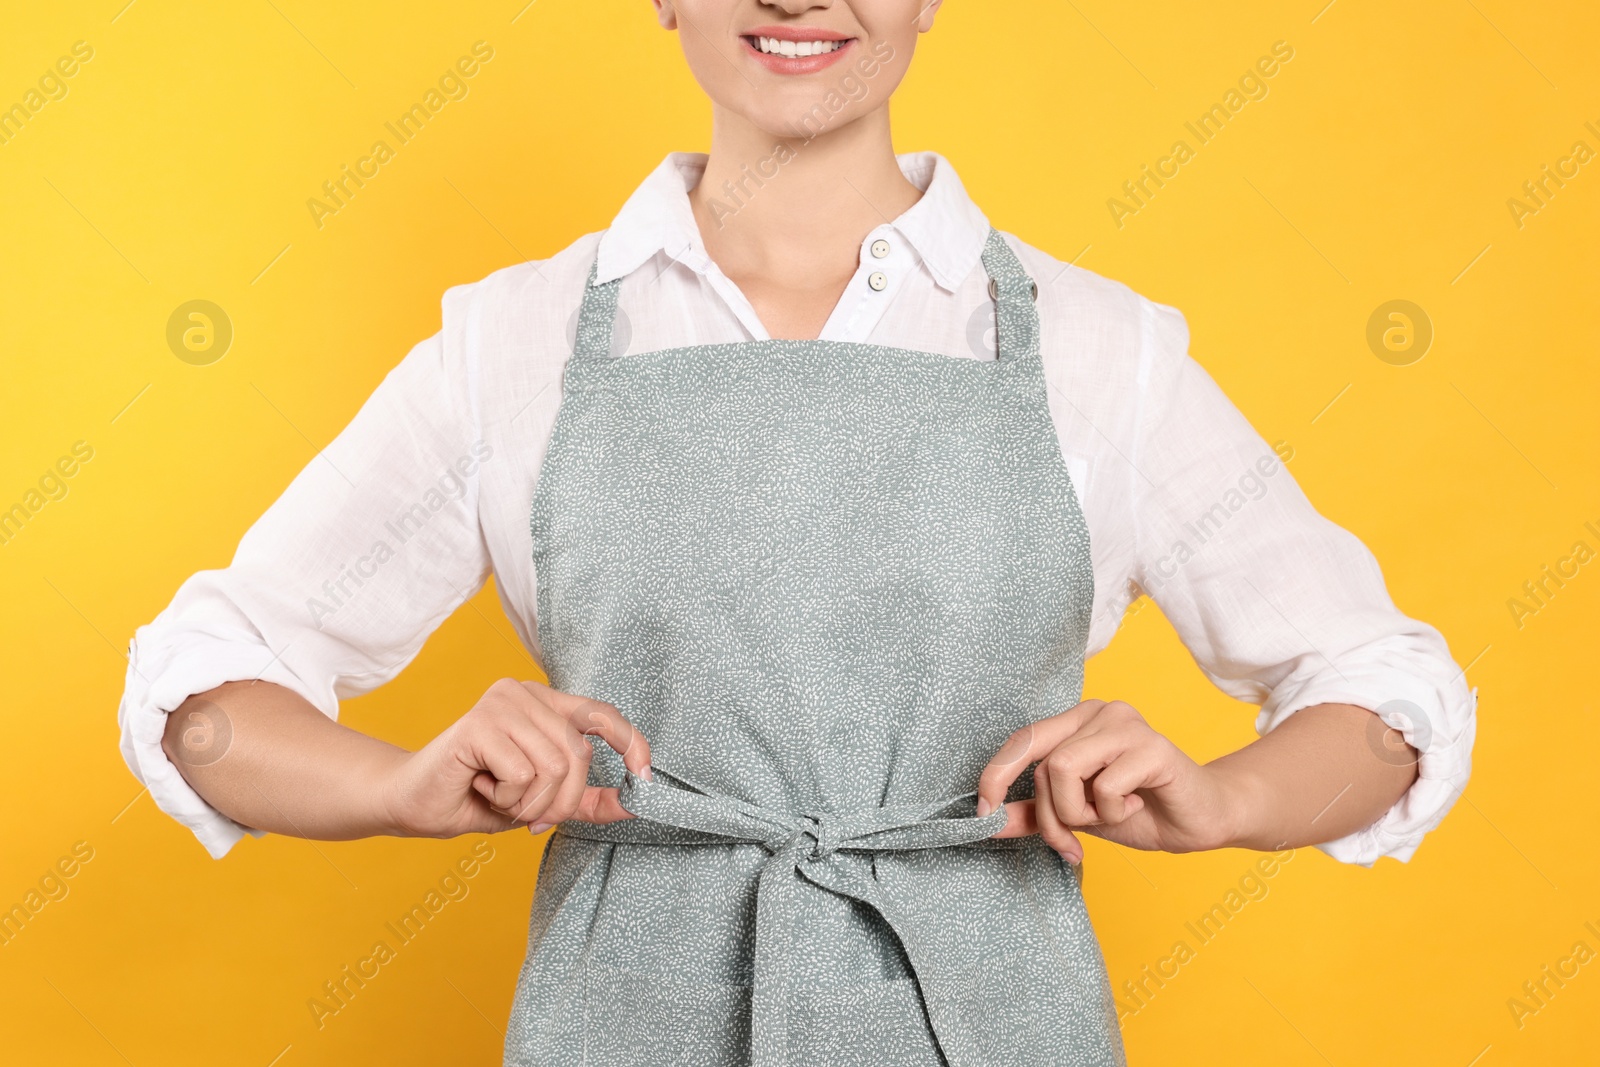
572, 254, 623, 361
979, 227, 1042, 366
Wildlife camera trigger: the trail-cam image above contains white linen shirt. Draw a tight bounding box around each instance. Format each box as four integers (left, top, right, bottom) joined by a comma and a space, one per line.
117, 150, 1477, 865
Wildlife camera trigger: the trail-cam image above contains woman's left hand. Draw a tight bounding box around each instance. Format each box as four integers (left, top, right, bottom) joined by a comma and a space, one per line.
976, 699, 1252, 863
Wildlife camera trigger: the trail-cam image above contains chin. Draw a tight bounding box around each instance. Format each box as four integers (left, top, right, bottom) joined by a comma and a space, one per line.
730, 95, 871, 146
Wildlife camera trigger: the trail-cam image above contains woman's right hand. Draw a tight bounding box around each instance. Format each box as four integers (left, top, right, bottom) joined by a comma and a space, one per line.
380, 678, 653, 838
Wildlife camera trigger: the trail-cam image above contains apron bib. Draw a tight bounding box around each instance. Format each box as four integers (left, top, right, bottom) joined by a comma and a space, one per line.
509, 229, 1124, 1067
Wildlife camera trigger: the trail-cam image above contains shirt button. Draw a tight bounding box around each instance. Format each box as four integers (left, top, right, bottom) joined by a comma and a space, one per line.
870, 239, 891, 259
868, 271, 888, 292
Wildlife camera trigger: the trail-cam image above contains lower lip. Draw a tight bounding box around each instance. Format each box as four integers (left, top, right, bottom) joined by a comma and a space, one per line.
741, 36, 855, 75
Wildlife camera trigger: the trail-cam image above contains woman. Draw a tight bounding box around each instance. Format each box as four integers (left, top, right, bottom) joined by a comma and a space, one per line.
118, 2, 1476, 1064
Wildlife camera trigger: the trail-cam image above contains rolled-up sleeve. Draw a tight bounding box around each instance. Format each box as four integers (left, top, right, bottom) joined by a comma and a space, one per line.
1127, 297, 1477, 866
117, 326, 493, 859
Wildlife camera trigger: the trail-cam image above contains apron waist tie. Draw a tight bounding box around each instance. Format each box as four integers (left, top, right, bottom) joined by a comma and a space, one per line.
556, 769, 1029, 1067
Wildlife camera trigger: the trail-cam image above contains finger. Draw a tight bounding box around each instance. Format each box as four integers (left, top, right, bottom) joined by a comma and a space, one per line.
472, 770, 498, 804
464, 727, 542, 815
529, 683, 655, 778
466, 774, 525, 834
527, 713, 596, 826
1035, 765, 1083, 862
1090, 746, 1165, 825
491, 712, 576, 823
991, 735, 1144, 839
1040, 730, 1136, 828
571, 785, 633, 824
992, 797, 1039, 839
975, 700, 1107, 815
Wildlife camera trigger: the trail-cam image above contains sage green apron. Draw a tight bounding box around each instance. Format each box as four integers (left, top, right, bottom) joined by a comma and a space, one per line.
510, 228, 1124, 1066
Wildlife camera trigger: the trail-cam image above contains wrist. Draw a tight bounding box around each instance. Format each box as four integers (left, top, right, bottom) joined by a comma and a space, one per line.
1204, 757, 1275, 851
367, 745, 419, 838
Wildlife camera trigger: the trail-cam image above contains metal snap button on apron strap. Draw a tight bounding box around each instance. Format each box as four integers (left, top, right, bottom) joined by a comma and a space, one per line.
870, 239, 891, 259
868, 271, 888, 292
989, 277, 1039, 302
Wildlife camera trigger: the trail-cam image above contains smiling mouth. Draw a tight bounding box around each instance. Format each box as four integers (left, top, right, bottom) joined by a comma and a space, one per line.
743, 35, 853, 57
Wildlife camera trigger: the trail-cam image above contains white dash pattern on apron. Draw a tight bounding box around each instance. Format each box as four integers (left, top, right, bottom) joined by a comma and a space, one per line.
511, 228, 1124, 1066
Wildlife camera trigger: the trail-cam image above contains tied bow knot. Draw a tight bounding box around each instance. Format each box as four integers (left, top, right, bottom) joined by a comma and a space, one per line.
765, 813, 845, 861
559, 768, 1025, 1067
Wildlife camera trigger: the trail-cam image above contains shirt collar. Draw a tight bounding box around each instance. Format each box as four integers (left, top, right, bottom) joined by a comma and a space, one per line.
593, 150, 991, 293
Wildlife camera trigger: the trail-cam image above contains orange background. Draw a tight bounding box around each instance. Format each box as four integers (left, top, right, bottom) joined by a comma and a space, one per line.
2, 1, 1597, 1063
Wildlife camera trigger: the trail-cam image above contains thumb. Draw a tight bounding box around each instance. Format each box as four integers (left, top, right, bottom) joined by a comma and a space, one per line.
471, 772, 535, 833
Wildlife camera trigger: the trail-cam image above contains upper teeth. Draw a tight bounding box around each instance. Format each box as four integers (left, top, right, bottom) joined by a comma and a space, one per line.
754, 37, 844, 57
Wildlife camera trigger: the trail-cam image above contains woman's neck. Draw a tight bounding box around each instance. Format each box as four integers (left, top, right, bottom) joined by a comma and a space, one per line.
688, 106, 923, 339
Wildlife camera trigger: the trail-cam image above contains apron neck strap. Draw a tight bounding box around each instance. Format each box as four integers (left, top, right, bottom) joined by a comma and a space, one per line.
572, 226, 1041, 364
573, 255, 623, 361
979, 227, 1040, 366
